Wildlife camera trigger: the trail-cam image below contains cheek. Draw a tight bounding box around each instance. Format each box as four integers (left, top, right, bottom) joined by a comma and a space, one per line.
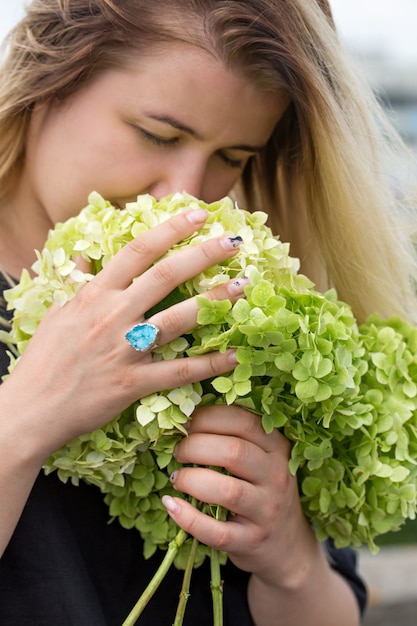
92, 154, 156, 200
34, 135, 144, 212
28, 149, 103, 222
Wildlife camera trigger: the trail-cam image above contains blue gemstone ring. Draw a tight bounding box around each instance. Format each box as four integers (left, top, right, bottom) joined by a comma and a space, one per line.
125, 322, 161, 352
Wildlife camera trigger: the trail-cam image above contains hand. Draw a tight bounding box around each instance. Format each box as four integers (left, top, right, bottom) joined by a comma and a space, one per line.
2, 210, 245, 459
164, 405, 317, 585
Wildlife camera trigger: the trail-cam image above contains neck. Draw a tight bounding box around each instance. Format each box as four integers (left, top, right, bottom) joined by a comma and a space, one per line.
0, 192, 51, 280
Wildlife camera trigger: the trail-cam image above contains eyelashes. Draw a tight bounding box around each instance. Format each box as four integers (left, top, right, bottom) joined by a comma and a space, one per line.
219, 154, 244, 169
137, 127, 245, 169
138, 128, 179, 147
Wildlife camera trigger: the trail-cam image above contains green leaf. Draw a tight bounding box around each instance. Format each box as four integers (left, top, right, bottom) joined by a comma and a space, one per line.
295, 378, 319, 400
151, 396, 172, 412
274, 352, 296, 372
232, 298, 251, 322
196, 296, 232, 324
403, 380, 417, 398
225, 388, 237, 404
136, 406, 156, 426
211, 376, 233, 393
315, 358, 333, 379
315, 383, 333, 402
391, 466, 410, 482
233, 362, 252, 382
302, 476, 322, 497
250, 280, 276, 306
234, 380, 252, 396
319, 488, 331, 514
292, 362, 310, 382
262, 413, 276, 434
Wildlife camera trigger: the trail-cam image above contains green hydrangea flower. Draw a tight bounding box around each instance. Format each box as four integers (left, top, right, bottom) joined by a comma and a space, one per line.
4, 191, 417, 559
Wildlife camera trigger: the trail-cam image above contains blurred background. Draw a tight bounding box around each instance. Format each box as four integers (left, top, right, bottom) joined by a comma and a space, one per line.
331, 4, 417, 625
333, 1, 417, 166
1, 1, 416, 624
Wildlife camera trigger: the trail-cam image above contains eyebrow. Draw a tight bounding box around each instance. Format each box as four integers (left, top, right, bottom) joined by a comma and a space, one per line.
145, 113, 266, 153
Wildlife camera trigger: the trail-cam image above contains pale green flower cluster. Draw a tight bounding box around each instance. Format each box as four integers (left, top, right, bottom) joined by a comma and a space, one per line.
4, 191, 417, 559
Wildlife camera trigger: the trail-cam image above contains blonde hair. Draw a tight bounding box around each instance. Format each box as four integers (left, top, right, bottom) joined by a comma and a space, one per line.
1, 0, 416, 323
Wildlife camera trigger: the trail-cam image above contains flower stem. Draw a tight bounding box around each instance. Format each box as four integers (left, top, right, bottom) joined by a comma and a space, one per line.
209, 504, 227, 626
210, 547, 224, 626
173, 536, 199, 625
121, 528, 188, 626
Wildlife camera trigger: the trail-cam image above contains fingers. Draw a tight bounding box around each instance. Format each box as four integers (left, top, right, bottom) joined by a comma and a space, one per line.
169, 465, 260, 517
92, 209, 243, 303
187, 405, 284, 453
127, 349, 238, 398
162, 495, 248, 553
171, 424, 290, 519
147, 277, 249, 346
126, 233, 243, 314
93, 208, 209, 289
91, 208, 244, 336
161, 406, 296, 554
173, 433, 269, 484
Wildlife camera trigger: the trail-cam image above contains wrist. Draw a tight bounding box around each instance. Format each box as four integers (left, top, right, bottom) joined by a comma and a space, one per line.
0, 380, 55, 469
249, 513, 326, 591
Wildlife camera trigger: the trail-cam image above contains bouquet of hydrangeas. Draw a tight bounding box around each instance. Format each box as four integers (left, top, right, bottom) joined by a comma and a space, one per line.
4, 191, 417, 624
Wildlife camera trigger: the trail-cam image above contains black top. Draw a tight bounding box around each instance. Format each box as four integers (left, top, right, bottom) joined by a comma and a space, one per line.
0, 275, 367, 624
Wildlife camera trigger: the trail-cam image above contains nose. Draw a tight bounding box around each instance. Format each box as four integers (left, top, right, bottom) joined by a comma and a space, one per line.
150, 168, 204, 200
148, 160, 207, 201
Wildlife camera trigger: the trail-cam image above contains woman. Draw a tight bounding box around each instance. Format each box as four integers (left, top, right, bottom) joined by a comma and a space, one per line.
1, 0, 415, 624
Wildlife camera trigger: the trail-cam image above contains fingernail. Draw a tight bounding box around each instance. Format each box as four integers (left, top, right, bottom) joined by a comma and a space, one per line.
227, 276, 249, 296
186, 209, 208, 225
227, 349, 238, 364
221, 236, 243, 251
170, 471, 178, 484
162, 495, 180, 515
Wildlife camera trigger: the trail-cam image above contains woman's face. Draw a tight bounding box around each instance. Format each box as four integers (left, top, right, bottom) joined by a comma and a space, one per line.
22, 42, 288, 226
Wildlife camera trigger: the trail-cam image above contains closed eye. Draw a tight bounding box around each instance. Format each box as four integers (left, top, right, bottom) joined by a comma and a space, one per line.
138, 127, 179, 147
218, 152, 246, 169
136, 124, 249, 168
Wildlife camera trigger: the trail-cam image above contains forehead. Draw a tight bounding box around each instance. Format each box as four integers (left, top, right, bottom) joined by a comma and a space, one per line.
120, 41, 289, 137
